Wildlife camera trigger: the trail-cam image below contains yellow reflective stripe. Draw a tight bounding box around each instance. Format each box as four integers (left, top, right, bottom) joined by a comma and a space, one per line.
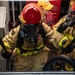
20, 14, 26, 23
59, 36, 70, 47
64, 33, 74, 41
16, 44, 44, 56
65, 64, 74, 71
37, 44, 44, 50
63, 40, 70, 48
4, 42, 10, 48
56, 65, 60, 68
22, 44, 44, 51
23, 51, 37, 56
16, 48, 38, 56
16, 48, 20, 53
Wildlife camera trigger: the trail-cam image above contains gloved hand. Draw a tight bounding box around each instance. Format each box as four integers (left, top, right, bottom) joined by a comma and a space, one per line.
66, 14, 75, 27
61, 44, 73, 53
59, 36, 75, 53
57, 17, 75, 33
68, 19, 75, 27
56, 22, 68, 33
66, 14, 71, 21
1, 50, 12, 59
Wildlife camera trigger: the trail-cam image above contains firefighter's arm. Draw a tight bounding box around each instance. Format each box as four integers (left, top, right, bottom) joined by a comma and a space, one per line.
42, 22, 64, 48
42, 22, 52, 33
56, 15, 75, 33
0, 25, 20, 59
59, 34, 75, 53
45, 29, 74, 53
52, 15, 66, 30
42, 22, 74, 53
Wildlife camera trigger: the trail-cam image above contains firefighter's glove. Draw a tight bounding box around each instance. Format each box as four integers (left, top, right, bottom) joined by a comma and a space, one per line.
1, 50, 12, 59
57, 18, 75, 33
68, 19, 75, 27
56, 22, 68, 33
59, 36, 74, 53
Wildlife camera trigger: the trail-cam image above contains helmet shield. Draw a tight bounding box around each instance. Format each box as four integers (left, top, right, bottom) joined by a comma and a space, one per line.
19, 3, 42, 24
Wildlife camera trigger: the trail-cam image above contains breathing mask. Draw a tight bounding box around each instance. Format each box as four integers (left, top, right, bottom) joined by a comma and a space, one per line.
20, 24, 40, 44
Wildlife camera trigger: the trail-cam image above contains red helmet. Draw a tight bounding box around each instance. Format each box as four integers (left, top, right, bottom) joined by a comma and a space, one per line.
19, 3, 42, 25
70, 4, 75, 14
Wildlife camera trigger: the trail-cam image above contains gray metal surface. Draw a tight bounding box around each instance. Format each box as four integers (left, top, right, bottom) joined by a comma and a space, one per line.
0, 53, 6, 72
0, 7, 6, 28
0, 7, 7, 72
0, 72, 75, 75
0, 28, 5, 39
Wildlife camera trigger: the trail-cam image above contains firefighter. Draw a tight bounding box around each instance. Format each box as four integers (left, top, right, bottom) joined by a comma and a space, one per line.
53, 4, 75, 70
37, 0, 55, 28
53, 4, 75, 31
37, 0, 57, 54
0, 3, 74, 71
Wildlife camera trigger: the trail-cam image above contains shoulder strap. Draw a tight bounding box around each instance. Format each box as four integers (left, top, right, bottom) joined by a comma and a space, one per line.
16, 24, 24, 48
39, 25, 47, 45
16, 24, 47, 48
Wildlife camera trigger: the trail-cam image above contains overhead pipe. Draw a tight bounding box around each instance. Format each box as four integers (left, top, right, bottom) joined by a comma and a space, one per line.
20, 1, 22, 13
12, 1, 15, 27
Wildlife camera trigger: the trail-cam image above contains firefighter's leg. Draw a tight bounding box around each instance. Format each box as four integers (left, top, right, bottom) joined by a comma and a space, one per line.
65, 49, 75, 71
31, 50, 54, 71
12, 52, 33, 71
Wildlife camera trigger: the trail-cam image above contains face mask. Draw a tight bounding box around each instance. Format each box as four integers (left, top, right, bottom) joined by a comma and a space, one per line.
20, 24, 40, 44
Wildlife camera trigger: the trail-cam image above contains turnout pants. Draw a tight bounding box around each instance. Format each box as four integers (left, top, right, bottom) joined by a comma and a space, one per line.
12, 50, 51, 71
